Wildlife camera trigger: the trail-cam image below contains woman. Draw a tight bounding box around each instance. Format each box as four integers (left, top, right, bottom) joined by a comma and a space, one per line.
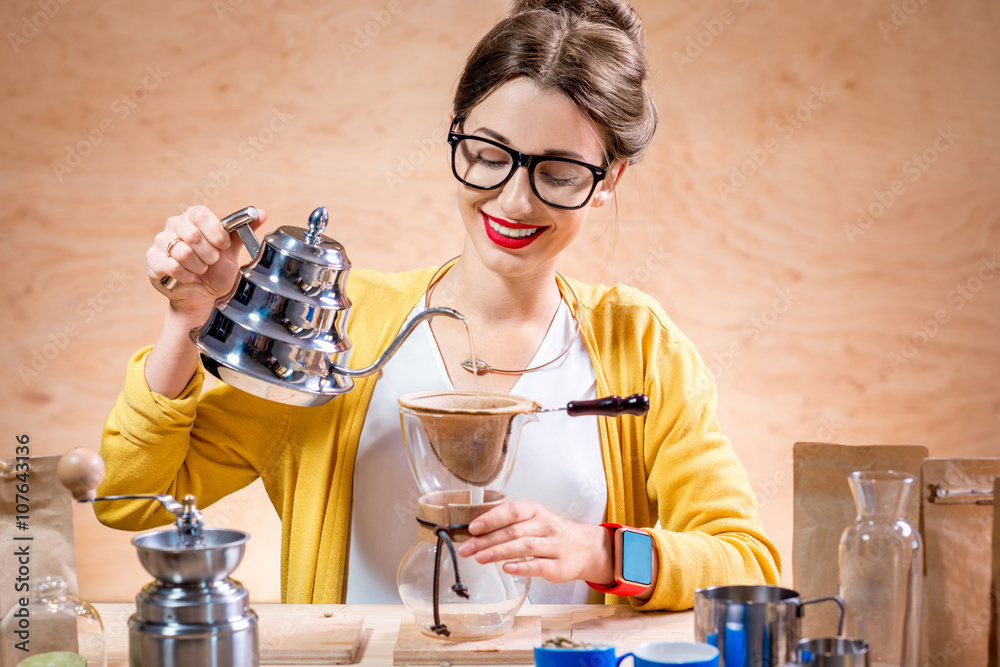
97, 0, 780, 610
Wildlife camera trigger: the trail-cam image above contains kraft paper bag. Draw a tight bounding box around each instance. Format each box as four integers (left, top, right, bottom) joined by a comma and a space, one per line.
0, 453, 78, 621
792, 442, 927, 638
923, 458, 999, 667
991, 476, 999, 667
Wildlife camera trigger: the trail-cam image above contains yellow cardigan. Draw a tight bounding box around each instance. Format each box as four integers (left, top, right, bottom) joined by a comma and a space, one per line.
97, 266, 780, 610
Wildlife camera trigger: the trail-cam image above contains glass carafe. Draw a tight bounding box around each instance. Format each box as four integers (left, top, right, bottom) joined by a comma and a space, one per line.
1, 575, 106, 667
396, 391, 538, 640
838, 470, 922, 667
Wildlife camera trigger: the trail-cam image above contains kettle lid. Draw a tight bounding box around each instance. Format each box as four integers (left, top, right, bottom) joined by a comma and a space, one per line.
266, 206, 350, 268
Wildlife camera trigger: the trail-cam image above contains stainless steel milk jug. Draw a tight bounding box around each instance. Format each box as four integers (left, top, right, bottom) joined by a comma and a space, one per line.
695, 585, 844, 667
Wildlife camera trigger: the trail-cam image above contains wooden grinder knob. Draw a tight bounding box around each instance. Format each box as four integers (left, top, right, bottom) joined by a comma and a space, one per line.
57, 448, 106, 501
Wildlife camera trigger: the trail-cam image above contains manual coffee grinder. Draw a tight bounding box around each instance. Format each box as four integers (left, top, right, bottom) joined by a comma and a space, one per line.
57, 449, 259, 667
396, 390, 648, 641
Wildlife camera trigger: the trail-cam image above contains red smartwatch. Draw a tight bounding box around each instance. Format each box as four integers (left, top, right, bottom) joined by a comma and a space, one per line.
585, 522, 654, 597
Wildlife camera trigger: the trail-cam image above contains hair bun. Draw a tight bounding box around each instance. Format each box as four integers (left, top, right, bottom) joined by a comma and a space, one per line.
456, 0, 657, 164
511, 0, 644, 48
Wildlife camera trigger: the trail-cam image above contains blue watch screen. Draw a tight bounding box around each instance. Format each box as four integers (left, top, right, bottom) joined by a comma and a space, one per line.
621, 530, 653, 586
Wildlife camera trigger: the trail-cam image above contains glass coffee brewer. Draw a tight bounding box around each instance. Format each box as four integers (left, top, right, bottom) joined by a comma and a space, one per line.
396, 390, 648, 640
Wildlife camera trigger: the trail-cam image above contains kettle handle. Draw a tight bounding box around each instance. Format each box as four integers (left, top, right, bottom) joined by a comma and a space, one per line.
161, 206, 260, 291
798, 594, 846, 636
330, 307, 466, 377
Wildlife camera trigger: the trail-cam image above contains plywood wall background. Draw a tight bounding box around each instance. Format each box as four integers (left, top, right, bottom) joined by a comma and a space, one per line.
2, 0, 997, 604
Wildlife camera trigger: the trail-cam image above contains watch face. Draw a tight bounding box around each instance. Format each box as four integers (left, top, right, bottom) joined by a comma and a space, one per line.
621, 529, 653, 586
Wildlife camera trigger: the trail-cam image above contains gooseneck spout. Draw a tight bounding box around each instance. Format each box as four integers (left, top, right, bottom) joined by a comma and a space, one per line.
331, 307, 465, 377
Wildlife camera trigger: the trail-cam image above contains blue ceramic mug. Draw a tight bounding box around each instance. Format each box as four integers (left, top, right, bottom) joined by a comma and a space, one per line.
535, 644, 617, 667
617, 641, 720, 667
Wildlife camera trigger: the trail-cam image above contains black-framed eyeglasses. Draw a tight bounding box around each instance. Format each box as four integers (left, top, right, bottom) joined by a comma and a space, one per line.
447, 123, 609, 210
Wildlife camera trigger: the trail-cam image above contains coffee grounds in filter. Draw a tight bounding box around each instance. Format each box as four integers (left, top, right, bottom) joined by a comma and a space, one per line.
398, 391, 540, 487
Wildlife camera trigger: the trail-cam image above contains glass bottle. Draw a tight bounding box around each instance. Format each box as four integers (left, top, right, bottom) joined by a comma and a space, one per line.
838, 470, 922, 667
1, 575, 106, 667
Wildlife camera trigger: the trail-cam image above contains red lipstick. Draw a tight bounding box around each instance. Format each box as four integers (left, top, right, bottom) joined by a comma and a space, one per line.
482, 212, 546, 249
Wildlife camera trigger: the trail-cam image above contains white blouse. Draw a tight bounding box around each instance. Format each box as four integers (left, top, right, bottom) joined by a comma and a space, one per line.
345, 294, 607, 604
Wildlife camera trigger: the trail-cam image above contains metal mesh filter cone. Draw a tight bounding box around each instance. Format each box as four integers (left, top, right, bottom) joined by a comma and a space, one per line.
398, 391, 540, 486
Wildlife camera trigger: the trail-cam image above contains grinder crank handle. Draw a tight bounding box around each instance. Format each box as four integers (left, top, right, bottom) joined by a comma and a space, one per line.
57, 447, 202, 544
55, 447, 183, 513
562, 393, 649, 417
79, 493, 186, 515
161, 206, 260, 291
56, 447, 106, 501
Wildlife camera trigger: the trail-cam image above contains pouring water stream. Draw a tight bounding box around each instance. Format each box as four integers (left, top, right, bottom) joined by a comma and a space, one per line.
460, 320, 483, 504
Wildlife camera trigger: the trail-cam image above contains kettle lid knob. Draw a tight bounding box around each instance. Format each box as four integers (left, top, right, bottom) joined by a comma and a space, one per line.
303, 206, 328, 245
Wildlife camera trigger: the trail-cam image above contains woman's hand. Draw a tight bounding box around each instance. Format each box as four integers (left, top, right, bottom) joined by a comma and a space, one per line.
142, 205, 267, 398
456, 501, 615, 585
146, 205, 267, 315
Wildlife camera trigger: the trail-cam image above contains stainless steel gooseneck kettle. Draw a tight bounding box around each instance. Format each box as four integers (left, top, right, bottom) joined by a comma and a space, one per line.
168, 205, 463, 407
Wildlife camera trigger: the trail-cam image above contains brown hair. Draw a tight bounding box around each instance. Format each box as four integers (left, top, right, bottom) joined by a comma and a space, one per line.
452, 0, 657, 165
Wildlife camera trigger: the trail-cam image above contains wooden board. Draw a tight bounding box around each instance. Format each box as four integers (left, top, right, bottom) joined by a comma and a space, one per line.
569, 606, 693, 652
259, 611, 365, 664
96, 603, 693, 666
98, 604, 365, 666
393, 615, 541, 665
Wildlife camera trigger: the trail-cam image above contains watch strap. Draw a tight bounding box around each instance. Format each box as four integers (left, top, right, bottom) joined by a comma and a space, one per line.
585, 522, 649, 597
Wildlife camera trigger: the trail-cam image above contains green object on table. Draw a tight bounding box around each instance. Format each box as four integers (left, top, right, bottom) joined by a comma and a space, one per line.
17, 652, 86, 667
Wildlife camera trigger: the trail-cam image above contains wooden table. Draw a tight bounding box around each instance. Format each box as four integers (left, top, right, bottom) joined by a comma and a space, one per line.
95, 602, 695, 666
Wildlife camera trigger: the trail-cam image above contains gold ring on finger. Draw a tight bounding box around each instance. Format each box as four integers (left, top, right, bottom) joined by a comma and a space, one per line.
165, 237, 182, 259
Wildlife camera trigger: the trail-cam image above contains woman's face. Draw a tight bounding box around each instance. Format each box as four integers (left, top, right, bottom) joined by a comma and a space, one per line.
455, 77, 623, 280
